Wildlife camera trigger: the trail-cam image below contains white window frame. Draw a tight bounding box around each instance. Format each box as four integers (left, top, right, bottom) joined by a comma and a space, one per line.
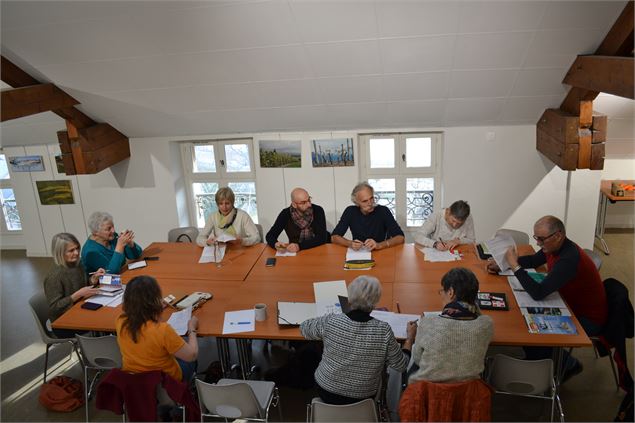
180, 138, 258, 227
0, 154, 23, 234
359, 132, 443, 236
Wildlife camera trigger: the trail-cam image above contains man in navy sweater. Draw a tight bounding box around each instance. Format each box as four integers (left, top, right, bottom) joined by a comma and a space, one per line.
331, 182, 404, 251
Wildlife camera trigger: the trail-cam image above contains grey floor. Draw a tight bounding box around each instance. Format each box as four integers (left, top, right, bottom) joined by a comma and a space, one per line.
1, 230, 633, 422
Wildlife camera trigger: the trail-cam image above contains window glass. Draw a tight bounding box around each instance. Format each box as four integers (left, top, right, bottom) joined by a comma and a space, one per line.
368, 178, 395, 217
228, 182, 258, 223
406, 137, 432, 168
193, 183, 219, 227
369, 138, 394, 168
406, 178, 434, 227
225, 144, 251, 172
1, 188, 21, 230
0, 155, 10, 180
193, 146, 216, 173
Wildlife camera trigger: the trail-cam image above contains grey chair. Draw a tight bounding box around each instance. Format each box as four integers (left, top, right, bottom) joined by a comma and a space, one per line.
486, 354, 563, 422
583, 248, 603, 270
255, 224, 264, 242
168, 226, 199, 243
28, 292, 83, 383
307, 398, 378, 422
495, 228, 530, 245
76, 334, 122, 422
195, 378, 281, 422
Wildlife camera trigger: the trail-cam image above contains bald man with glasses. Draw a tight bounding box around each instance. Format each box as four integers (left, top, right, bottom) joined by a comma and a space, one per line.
487, 215, 608, 382
265, 187, 329, 253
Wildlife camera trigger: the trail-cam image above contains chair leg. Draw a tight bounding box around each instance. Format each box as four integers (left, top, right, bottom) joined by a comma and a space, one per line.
84, 366, 90, 422
306, 403, 311, 423
607, 352, 620, 391
43, 344, 51, 384
275, 388, 283, 422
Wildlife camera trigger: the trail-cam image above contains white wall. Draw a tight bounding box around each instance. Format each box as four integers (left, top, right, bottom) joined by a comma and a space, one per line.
2, 124, 612, 256
601, 158, 635, 228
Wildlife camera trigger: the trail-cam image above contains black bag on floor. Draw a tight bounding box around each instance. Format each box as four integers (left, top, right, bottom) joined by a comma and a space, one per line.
265, 341, 322, 390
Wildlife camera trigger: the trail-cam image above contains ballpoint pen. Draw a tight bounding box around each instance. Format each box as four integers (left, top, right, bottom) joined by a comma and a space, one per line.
230, 321, 251, 325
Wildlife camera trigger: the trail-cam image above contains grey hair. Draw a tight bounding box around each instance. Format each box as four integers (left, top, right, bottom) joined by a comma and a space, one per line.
536, 215, 566, 235
350, 181, 374, 205
448, 200, 471, 221
347, 275, 382, 312
88, 211, 114, 234
51, 233, 80, 267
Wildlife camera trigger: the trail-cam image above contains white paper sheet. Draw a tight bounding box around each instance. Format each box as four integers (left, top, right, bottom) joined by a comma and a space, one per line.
167, 306, 192, 335
222, 309, 255, 334
85, 292, 123, 307
512, 290, 567, 309
484, 234, 516, 271
419, 247, 461, 262
346, 248, 372, 261
275, 250, 297, 257
370, 310, 420, 339
314, 281, 348, 302
199, 244, 226, 263
128, 260, 147, 270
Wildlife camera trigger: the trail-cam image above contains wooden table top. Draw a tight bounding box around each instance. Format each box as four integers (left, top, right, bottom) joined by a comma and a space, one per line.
53, 242, 591, 348
600, 179, 635, 202
246, 243, 396, 283
121, 242, 266, 282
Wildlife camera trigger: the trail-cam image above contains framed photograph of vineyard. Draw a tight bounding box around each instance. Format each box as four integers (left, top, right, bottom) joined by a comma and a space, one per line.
259, 140, 302, 168
311, 138, 354, 167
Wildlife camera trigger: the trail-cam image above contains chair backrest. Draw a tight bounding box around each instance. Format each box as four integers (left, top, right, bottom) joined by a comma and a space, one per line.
76, 334, 122, 369
583, 248, 602, 270
255, 224, 263, 242
28, 291, 57, 343
495, 229, 530, 245
487, 354, 553, 395
168, 226, 199, 243
310, 398, 378, 422
195, 379, 262, 419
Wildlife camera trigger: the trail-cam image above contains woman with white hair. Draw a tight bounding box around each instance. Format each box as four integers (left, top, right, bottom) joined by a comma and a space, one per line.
81, 211, 142, 274
300, 275, 416, 404
44, 233, 105, 337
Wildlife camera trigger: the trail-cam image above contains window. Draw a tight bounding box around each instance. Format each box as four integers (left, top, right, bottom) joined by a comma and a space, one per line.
181, 140, 258, 227
0, 154, 22, 232
360, 133, 442, 232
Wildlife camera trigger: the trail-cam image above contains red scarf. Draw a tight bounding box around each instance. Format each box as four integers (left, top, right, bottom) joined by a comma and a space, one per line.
290, 206, 314, 242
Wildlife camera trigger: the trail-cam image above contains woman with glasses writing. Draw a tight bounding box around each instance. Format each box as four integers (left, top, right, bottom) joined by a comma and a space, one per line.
196, 187, 260, 247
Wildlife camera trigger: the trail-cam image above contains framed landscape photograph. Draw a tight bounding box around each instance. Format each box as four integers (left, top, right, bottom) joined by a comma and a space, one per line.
311, 138, 354, 167
259, 140, 302, 168
8, 155, 45, 172
36, 180, 75, 205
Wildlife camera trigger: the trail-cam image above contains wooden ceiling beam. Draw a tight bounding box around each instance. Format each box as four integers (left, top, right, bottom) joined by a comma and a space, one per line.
564, 55, 634, 99
1, 55, 95, 129
560, 1, 634, 115
1, 83, 80, 122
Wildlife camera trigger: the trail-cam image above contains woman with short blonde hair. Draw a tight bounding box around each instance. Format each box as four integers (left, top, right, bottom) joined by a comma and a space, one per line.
196, 187, 260, 247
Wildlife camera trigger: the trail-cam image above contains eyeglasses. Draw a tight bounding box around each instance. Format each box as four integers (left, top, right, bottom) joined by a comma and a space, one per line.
294, 196, 312, 206
533, 231, 560, 243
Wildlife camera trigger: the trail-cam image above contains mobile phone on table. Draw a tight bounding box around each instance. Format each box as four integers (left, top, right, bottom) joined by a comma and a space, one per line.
81, 302, 103, 311
265, 257, 276, 267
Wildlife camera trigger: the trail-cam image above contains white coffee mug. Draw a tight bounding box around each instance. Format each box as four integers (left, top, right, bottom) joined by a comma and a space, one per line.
255, 303, 267, 321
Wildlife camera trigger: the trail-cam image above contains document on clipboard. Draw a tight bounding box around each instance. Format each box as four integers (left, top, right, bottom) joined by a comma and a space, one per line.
277, 302, 317, 325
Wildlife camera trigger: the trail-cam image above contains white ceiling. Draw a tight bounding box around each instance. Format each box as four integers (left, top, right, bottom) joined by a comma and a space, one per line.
0, 0, 632, 145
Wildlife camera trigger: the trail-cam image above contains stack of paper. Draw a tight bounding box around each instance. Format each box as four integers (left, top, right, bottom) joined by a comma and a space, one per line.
419, 247, 461, 262
199, 244, 226, 263
167, 306, 192, 335
277, 302, 317, 325
222, 309, 255, 334
346, 248, 371, 261
484, 234, 516, 272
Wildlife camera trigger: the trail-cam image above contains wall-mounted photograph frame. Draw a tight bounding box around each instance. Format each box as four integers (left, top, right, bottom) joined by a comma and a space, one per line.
311, 138, 354, 167
259, 140, 302, 168
36, 180, 74, 205
8, 155, 45, 172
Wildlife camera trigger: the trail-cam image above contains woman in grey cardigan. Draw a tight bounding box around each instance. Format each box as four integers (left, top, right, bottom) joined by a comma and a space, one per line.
301, 275, 416, 404
43, 233, 105, 337
409, 267, 493, 384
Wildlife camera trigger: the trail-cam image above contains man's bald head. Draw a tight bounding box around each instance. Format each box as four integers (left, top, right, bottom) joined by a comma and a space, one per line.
290, 188, 308, 203
535, 215, 566, 236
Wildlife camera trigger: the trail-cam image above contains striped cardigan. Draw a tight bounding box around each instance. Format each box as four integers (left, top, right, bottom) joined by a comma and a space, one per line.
300, 312, 409, 399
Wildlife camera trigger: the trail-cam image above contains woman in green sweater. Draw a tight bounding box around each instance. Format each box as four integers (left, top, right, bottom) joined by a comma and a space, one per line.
44, 233, 105, 337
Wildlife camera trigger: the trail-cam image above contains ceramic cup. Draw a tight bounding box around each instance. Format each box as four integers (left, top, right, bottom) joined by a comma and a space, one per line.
255, 303, 267, 321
